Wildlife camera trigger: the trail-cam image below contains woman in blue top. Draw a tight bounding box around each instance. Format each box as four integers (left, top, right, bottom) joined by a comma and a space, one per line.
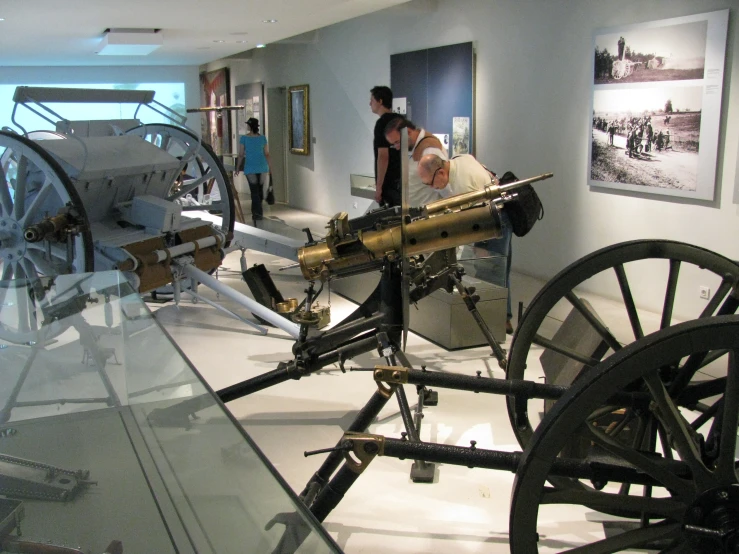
235, 117, 272, 221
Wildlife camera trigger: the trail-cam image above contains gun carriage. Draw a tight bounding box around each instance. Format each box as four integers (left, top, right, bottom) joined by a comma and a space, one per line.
1, 88, 738, 552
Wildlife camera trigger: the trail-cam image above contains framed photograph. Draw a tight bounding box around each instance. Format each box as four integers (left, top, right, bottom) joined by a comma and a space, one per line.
199, 68, 231, 156
589, 10, 728, 201
288, 84, 310, 155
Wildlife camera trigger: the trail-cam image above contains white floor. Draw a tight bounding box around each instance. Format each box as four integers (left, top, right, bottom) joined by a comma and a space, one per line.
149, 202, 686, 553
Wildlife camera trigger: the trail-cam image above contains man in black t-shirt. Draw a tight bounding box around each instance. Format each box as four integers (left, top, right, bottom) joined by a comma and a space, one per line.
370, 86, 401, 206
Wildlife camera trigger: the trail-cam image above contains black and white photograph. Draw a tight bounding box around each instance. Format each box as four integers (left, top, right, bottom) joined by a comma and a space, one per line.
591, 87, 702, 191
589, 9, 728, 201
594, 21, 707, 85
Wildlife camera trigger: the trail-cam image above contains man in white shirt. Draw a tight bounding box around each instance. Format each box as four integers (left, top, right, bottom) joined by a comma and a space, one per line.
384, 117, 448, 207
418, 153, 514, 334
417, 153, 497, 198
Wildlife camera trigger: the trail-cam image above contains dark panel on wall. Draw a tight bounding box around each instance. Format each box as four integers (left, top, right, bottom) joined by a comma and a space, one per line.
390, 49, 428, 127
391, 42, 474, 155
428, 42, 473, 153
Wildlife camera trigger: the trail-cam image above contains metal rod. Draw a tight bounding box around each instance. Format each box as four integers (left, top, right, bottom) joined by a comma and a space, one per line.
180, 263, 300, 338
182, 289, 267, 334
381, 438, 689, 485
403, 368, 649, 407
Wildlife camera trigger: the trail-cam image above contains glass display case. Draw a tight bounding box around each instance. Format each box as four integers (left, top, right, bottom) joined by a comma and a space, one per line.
0, 272, 341, 553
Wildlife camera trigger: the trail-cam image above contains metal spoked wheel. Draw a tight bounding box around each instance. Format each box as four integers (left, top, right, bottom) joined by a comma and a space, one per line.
510, 315, 739, 553
0, 130, 93, 343
506, 240, 739, 451
126, 123, 235, 244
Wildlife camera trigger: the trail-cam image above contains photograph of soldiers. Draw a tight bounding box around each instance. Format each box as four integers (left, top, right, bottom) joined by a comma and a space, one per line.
590, 86, 702, 191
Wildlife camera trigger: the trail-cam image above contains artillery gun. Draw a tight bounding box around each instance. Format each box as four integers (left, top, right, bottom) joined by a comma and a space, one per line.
0, 86, 300, 343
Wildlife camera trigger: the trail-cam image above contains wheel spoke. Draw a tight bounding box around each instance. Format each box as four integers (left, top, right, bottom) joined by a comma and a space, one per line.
689, 398, 722, 431
660, 260, 680, 330
565, 292, 621, 351
28, 241, 69, 262
586, 423, 695, 497
714, 350, 739, 482
541, 487, 685, 519
565, 520, 681, 553
0, 161, 13, 215
643, 372, 714, 489
700, 278, 734, 318
167, 172, 212, 202
678, 374, 727, 406
26, 249, 61, 277
613, 264, 644, 340
19, 258, 40, 332
13, 261, 31, 335
18, 179, 54, 227
160, 133, 173, 152
533, 333, 603, 366
12, 155, 28, 220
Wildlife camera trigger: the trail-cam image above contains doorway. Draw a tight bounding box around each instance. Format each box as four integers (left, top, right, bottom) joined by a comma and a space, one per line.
267, 87, 287, 203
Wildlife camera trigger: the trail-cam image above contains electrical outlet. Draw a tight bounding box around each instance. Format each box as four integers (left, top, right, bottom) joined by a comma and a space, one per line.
699, 286, 710, 300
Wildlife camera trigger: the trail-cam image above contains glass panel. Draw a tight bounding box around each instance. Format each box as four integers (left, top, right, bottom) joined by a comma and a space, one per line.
0, 271, 339, 554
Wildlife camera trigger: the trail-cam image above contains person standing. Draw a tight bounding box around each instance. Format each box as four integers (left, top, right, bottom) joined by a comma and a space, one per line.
370, 86, 401, 207
617, 36, 625, 60
384, 116, 447, 207
235, 117, 272, 222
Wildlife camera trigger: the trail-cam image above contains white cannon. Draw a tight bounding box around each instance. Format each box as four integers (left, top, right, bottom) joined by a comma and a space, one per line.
0, 87, 300, 342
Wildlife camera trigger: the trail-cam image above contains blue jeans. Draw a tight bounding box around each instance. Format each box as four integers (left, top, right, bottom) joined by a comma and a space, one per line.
473, 210, 512, 319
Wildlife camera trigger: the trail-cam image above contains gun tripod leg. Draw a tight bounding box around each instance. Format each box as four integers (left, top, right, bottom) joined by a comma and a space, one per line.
379, 337, 436, 483
450, 274, 507, 369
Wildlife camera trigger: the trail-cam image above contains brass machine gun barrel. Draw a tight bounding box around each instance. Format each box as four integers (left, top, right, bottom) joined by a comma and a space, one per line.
423, 172, 553, 216
298, 172, 552, 282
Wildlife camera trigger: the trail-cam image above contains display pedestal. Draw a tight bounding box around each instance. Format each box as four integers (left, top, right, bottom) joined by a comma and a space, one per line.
331, 272, 507, 349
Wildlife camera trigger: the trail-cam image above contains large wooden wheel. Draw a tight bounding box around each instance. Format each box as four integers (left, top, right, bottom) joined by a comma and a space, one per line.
0, 131, 93, 343
510, 315, 739, 553
506, 240, 739, 451
126, 124, 235, 244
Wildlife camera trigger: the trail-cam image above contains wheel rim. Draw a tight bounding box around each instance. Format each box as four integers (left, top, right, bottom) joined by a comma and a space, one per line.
125, 123, 235, 244
0, 131, 93, 343
506, 240, 739, 450
510, 315, 739, 553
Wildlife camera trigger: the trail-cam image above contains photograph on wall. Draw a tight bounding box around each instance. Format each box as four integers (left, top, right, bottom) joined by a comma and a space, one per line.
591, 86, 702, 191
452, 117, 470, 157
288, 84, 310, 155
594, 21, 707, 85
199, 68, 230, 155
589, 9, 728, 201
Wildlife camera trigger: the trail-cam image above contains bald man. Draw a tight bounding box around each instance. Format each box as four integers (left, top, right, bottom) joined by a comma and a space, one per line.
418, 153, 513, 334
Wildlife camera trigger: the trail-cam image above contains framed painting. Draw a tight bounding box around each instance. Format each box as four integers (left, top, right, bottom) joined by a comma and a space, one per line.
288, 84, 310, 155
588, 9, 728, 201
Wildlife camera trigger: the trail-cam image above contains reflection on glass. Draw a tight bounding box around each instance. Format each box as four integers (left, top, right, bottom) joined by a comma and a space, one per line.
0, 272, 339, 553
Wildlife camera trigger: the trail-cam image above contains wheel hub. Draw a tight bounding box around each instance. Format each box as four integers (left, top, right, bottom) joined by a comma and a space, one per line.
684, 485, 739, 553
0, 217, 26, 263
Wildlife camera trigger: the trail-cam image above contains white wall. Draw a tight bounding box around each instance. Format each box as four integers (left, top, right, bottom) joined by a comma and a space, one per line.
0, 65, 201, 128
207, 0, 739, 317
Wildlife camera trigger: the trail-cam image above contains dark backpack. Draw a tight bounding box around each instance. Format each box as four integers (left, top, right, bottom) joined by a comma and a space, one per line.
496, 170, 544, 237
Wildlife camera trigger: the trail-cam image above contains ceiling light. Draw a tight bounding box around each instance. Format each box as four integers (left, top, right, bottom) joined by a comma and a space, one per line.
213, 40, 225, 43
262, 19, 277, 23
0, 18, 5, 22
97, 28, 162, 56
256, 44, 266, 48
237, 41, 248, 44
